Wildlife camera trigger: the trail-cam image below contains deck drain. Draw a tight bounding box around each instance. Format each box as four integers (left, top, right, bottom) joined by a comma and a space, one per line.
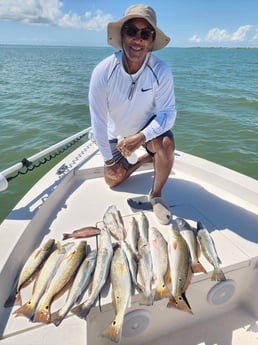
207, 280, 236, 305
122, 309, 150, 337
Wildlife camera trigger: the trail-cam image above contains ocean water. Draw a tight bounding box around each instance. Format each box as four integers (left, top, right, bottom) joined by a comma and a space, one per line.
0, 46, 257, 222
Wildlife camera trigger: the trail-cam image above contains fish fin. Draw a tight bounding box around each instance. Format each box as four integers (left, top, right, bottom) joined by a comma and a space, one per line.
51, 310, 64, 327
33, 307, 51, 324
164, 266, 172, 287
191, 261, 207, 274
167, 293, 193, 314
154, 282, 170, 301
135, 283, 144, 294
211, 268, 226, 281
13, 291, 22, 306
139, 294, 153, 306
182, 266, 193, 292
101, 318, 122, 344
13, 301, 35, 319
196, 240, 201, 258
4, 290, 20, 308
71, 303, 90, 320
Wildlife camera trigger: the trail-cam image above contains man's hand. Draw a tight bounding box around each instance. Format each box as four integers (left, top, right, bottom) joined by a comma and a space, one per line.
116, 132, 146, 157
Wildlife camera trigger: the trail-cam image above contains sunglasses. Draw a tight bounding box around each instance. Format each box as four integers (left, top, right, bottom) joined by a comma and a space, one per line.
123, 25, 155, 41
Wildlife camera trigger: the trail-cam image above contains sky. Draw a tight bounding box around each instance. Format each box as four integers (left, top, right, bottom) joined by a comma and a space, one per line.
0, 0, 257, 48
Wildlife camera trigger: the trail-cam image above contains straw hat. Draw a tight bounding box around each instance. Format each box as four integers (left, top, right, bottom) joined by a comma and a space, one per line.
107, 4, 170, 51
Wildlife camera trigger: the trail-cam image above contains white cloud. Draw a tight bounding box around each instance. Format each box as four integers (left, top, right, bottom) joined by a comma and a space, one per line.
0, 0, 113, 30
231, 25, 252, 41
189, 25, 258, 46
205, 28, 230, 42
189, 34, 201, 43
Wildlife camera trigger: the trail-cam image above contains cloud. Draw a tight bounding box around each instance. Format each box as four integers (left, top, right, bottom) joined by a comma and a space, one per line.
0, 0, 113, 30
189, 25, 258, 46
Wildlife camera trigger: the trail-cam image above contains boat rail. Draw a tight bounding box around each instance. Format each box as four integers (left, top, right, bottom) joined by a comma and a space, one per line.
0, 127, 92, 192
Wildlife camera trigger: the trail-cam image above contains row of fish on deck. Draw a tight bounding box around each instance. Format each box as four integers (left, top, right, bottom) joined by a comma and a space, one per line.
5, 205, 226, 343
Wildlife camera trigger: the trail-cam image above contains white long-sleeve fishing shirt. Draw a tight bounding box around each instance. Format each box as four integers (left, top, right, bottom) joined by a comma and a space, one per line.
89, 51, 177, 161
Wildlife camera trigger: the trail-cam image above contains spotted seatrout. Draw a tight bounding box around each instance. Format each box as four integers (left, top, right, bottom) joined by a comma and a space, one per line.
103, 205, 126, 241
51, 249, 97, 326
13, 241, 73, 319
5, 238, 55, 307
71, 228, 113, 319
197, 221, 226, 281
176, 217, 207, 274
33, 241, 87, 323
101, 246, 131, 343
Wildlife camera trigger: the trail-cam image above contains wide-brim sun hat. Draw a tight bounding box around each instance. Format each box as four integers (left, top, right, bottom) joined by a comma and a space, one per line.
107, 4, 170, 51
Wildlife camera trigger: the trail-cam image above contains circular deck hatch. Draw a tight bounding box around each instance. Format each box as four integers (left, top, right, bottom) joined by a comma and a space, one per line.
122, 309, 150, 337
207, 280, 236, 305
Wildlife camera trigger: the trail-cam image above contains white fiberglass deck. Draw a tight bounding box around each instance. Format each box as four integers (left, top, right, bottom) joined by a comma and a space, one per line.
0, 141, 257, 345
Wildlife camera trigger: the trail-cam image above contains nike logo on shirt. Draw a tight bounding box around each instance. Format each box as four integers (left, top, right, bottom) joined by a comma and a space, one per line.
141, 87, 152, 92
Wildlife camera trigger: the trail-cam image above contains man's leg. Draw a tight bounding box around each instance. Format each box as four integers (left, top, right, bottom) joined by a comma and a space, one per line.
147, 135, 175, 224
104, 153, 152, 187
148, 135, 174, 198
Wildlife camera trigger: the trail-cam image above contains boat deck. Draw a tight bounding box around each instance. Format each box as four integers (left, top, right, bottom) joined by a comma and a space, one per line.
0, 140, 257, 345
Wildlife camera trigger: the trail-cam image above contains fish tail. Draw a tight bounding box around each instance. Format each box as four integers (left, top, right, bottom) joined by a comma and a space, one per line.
167, 294, 193, 314
13, 301, 35, 319
154, 282, 170, 301
71, 303, 90, 320
51, 310, 64, 327
33, 307, 51, 324
62, 234, 70, 240
101, 318, 122, 343
211, 268, 226, 281
4, 291, 20, 308
191, 261, 207, 274
139, 293, 153, 306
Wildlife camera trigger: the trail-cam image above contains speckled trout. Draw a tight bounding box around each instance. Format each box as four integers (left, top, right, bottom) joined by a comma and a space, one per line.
33, 241, 87, 323
197, 221, 226, 281
51, 249, 97, 326
71, 228, 113, 319
176, 217, 207, 274
101, 246, 131, 343
167, 227, 193, 314
5, 238, 55, 307
13, 241, 73, 319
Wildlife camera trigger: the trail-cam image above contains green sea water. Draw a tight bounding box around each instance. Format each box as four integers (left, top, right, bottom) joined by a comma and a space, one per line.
0, 46, 257, 222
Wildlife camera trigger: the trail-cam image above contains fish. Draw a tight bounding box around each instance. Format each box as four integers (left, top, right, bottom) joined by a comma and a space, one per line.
101, 246, 131, 343
149, 227, 170, 300
137, 234, 153, 306
71, 228, 113, 319
103, 205, 126, 241
167, 227, 193, 314
13, 241, 73, 320
33, 241, 87, 324
196, 221, 226, 281
175, 218, 207, 274
62, 226, 100, 240
120, 240, 141, 292
137, 211, 149, 242
127, 216, 139, 256
4, 238, 55, 307
51, 249, 97, 326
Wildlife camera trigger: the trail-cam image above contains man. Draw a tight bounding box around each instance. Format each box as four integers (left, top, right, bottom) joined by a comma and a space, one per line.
89, 4, 177, 224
